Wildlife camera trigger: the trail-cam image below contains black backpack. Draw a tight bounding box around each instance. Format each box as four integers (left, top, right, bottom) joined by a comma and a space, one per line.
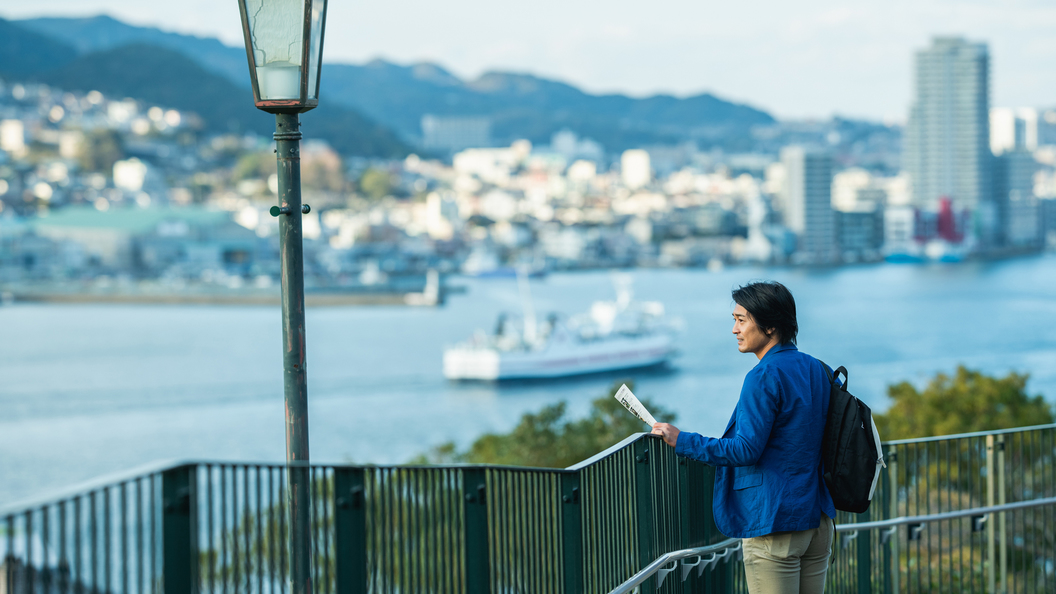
819, 362, 885, 514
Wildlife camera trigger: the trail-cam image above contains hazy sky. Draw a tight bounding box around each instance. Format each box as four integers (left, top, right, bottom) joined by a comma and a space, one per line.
5, 1, 1056, 122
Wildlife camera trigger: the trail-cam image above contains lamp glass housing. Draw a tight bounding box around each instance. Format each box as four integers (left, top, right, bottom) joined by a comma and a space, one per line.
306, 1, 326, 101
239, 0, 327, 112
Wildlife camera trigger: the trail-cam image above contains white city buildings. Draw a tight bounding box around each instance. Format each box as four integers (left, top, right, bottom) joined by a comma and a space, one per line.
0, 120, 26, 155
621, 150, 652, 190
421, 115, 492, 153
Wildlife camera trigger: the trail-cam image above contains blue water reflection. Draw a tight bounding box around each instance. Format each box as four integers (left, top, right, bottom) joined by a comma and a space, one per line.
2, 255, 1055, 505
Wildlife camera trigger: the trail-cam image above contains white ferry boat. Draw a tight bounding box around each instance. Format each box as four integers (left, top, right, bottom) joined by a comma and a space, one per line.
443, 275, 680, 381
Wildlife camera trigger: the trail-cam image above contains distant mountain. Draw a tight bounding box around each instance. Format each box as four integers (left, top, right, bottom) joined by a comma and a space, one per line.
13, 15, 777, 152
35, 43, 256, 129
321, 61, 775, 149
0, 17, 78, 78
25, 43, 408, 157
18, 15, 249, 86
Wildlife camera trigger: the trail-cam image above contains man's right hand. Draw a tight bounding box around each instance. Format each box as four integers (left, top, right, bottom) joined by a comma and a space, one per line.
652, 423, 680, 448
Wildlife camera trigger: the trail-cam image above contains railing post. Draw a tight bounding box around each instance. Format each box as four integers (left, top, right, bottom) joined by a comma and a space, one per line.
560, 472, 583, 594
997, 436, 1007, 594
722, 542, 736, 594
879, 468, 891, 594
633, 438, 656, 591
986, 434, 996, 594
161, 465, 197, 594
677, 458, 693, 594
333, 467, 366, 594
887, 448, 899, 594
462, 468, 490, 594
699, 464, 722, 593
856, 508, 872, 594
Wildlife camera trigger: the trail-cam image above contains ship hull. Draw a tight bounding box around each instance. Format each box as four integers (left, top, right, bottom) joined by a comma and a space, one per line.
443, 333, 675, 381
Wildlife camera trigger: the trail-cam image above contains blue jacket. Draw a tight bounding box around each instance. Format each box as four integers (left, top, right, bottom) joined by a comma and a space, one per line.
674, 342, 837, 538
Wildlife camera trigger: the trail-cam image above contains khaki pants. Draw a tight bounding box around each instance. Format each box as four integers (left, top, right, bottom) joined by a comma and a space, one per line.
741, 514, 834, 594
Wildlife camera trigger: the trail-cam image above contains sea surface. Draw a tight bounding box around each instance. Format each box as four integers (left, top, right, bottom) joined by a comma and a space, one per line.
3, 255, 1056, 507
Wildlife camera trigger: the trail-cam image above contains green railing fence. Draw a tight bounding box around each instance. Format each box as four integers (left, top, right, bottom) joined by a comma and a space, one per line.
847, 423, 1056, 594
0, 434, 739, 594
2, 424, 1054, 593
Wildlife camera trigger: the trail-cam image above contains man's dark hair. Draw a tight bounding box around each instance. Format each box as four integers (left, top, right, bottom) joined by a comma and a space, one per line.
732, 281, 798, 345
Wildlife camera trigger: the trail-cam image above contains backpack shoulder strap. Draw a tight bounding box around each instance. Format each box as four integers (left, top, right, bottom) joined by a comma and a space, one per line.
819, 360, 848, 390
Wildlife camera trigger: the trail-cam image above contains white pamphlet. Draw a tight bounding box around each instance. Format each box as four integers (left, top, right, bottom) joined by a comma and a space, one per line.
613, 384, 657, 427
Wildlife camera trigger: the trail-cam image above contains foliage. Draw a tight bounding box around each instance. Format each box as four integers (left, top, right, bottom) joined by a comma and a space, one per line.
301, 158, 347, 192
232, 148, 345, 193
231, 151, 275, 182
412, 380, 676, 468
78, 129, 124, 174
357, 167, 394, 200
875, 366, 1055, 440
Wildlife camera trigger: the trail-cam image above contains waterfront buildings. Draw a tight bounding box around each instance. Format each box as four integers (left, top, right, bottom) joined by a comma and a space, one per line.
994, 150, 1041, 247
781, 146, 837, 264
991, 108, 1036, 154
905, 37, 996, 246
3, 42, 1056, 288
31, 205, 257, 273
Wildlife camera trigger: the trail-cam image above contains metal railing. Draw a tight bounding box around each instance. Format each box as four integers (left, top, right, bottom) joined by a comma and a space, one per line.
2, 424, 1054, 593
0, 434, 739, 593
618, 496, 1056, 594
826, 423, 1056, 594
606, 423, 1056, 594
609, 537, 742, 594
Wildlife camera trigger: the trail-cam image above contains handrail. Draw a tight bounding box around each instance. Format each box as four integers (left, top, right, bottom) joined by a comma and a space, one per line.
609, 495, 1056, 593
0, 450, 614, 518
882, 422, 1056, 445
0, 458, 184, 517
1, 433, 664, 519
566, 431, 658, 470
7, 421, 1049, 517
0, 458, 328, 517
608, 537, 741, 594
834, 496, 1056, 533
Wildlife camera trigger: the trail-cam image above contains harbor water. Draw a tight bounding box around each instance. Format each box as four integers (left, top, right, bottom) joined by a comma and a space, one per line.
3, 255, 1056, 506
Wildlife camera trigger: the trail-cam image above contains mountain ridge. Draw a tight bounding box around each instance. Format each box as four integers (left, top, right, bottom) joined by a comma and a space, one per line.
0, 17, 79, 78
13, 14, 777, 151
18, 15, 250, 86
35, 43, 410, 157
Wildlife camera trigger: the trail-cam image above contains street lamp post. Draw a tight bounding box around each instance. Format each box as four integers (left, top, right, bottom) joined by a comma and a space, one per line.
236, 1, 328, 591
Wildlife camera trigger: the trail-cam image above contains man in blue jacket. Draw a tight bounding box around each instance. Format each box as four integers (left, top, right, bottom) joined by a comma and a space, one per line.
652, 281, 836, 594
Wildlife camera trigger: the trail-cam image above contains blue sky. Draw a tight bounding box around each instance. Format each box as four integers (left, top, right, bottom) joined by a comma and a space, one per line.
5, 1, 1056, 121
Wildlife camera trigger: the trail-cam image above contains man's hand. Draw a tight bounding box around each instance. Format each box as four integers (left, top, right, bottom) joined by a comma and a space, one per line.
652, 422, 680, 448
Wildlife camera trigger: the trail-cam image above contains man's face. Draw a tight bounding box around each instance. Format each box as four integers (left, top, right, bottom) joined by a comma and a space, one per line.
732, 304, 776, 358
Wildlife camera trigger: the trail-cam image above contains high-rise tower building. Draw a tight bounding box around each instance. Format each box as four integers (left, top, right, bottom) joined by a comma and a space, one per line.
905, 37, 995, 244
781, 146, 836, 264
